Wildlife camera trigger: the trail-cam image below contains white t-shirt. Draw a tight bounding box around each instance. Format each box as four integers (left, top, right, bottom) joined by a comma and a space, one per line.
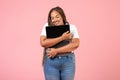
41, 23, 79, 38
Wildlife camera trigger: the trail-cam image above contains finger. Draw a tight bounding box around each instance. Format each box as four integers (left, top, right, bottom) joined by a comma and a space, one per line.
66, 31, 70, 34
50, 55, 54, 58
48, 54, 51, 57
48, 53, 54, 58
48, 55, 52, 58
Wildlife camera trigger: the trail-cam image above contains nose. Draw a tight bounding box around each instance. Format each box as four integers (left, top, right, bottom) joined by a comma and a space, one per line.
52, 18, 57, 22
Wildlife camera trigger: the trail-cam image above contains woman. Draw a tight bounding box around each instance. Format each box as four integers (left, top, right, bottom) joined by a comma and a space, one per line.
40, 6, 80, 80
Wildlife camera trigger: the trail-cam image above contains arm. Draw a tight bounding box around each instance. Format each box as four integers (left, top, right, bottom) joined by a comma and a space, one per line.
40, 31, 72, 48
40, 35, 64, 48
47, 24, 80, 58
47, 38, 80, 58
56, 38, 79, 53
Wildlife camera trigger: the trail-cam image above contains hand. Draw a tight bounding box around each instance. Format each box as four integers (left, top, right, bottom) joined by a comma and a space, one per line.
47, 48, 58, 58
62, 31, 73, 40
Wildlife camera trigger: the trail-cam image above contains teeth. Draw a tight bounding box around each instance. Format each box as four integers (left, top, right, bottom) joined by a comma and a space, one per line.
54, 22, 59, 25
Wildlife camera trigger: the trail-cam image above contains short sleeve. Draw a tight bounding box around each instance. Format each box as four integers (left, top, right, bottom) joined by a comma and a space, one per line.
70, 24, 80, 38
40, 23, 48, 36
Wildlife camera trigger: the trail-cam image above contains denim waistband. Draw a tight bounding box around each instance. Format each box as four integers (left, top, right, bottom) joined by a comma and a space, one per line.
53, 52, 74, 59
56, 52, 73, 56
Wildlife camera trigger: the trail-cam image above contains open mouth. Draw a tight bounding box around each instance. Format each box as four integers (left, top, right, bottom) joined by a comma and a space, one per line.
53, 21, 60, 26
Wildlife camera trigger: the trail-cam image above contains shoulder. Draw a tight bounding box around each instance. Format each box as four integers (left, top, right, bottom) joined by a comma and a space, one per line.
69, 24, 76, 27
69, 24, 77, 28
69, 24, 77, 30
43, 23, 48, 27
42, 23, 48, 29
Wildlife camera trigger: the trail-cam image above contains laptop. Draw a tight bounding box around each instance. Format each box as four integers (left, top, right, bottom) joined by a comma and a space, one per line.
46, 25, 70, 48
46, 25, 70, 38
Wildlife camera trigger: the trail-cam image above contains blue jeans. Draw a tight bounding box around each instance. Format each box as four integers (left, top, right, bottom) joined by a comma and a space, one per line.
44, 53, 75, 80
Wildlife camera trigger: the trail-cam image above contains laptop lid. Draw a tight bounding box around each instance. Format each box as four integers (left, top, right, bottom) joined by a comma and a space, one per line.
46, 25, 70, 38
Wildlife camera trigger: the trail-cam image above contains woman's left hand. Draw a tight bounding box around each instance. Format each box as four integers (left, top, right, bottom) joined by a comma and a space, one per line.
47, 48, 58, 58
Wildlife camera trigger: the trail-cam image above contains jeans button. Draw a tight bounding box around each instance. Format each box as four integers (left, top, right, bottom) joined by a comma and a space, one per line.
58, 56, 61, 59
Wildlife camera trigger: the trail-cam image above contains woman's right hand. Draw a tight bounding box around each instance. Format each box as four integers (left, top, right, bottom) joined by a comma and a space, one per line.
61, 31, 73, 40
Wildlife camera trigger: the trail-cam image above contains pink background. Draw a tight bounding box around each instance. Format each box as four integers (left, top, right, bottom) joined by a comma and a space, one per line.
0, 0, 120, 80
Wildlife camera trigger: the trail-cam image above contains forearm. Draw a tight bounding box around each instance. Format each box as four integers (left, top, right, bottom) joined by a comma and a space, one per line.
56, 38, 80, 53
40, 32, 73, 48
41, 36, 64, 48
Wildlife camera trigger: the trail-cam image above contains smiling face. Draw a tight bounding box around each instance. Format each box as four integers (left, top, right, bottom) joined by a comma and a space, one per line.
50, 10, 64, 26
